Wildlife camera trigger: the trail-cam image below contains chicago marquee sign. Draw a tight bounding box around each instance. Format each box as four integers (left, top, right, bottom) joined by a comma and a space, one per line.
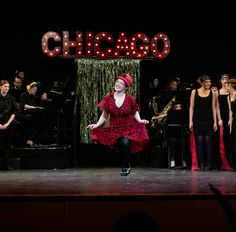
41, 31, 170, 60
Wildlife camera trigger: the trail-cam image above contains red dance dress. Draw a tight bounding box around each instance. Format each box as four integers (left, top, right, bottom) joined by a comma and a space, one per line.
91, 93, 149, 153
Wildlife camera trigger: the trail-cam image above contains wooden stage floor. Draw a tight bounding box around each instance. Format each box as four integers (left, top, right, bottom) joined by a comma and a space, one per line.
1, 167, 236, 198
1, 168, 236, 232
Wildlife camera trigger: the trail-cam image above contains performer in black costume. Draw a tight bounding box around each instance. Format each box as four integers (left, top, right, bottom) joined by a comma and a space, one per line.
0, 80, 16, 170
189, 75, 217, 171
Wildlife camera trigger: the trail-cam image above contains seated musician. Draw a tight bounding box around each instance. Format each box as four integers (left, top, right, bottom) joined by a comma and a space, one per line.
19, 81, 47, 146
149, 79, 179, 147
151, 78, 179, 127
166, 102, 189, 168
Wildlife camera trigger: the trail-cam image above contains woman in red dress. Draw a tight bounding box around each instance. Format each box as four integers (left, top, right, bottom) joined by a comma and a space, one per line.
87, 73, 149, 176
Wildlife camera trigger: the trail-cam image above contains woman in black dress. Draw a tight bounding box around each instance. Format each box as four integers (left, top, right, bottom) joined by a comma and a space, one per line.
189, 75, 217, 171
226, 78, 236, 171
215, 74, 231, 170
0, 80, 16, 170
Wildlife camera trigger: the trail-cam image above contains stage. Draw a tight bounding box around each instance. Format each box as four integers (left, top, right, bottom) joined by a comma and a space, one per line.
1, 167, 236, 232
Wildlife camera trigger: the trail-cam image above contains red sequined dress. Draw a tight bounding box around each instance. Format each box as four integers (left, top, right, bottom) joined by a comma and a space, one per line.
91, 92, 149, 153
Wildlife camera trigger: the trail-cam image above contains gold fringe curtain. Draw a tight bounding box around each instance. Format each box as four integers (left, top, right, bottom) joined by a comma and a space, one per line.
75, 58, 141, 143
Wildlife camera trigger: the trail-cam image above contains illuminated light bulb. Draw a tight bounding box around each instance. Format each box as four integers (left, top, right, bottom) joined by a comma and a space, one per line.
41, 31, 170, 59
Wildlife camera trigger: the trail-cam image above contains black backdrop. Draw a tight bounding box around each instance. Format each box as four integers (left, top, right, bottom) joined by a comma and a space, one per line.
1, 4, 236, 100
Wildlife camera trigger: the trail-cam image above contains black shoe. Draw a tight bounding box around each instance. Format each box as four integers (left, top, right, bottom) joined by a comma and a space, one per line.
120, 167, 130, 176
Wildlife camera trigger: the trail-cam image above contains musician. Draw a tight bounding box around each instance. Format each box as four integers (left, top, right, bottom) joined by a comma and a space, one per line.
151, 78, 179, 128
149, 78, 179, 147
158, 78, 178, 112
0, 80, 16, 170
147, 77, 162, 118
19, 81, 46, 146
9, 76, 24, 105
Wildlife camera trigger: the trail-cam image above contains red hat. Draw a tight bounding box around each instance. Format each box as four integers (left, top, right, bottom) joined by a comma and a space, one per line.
116, 74, 133, 87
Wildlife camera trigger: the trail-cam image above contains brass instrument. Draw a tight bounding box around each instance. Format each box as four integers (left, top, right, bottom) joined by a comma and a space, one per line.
151, 95, 176, 129
151, 96, 159, 116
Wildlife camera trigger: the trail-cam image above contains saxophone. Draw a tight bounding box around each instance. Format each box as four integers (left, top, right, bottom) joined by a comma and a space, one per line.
150, 95, 176, 129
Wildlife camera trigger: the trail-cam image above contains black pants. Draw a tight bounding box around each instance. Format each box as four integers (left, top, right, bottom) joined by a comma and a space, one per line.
0, 124, 14, 168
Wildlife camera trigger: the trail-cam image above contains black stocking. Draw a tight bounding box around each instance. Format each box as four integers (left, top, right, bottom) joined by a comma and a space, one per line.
196, 135, 204, 168
118, 137, 131, 168
205, 135, 213, 169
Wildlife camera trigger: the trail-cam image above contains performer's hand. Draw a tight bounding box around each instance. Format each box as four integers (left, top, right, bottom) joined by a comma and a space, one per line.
87, 124, 98, 130
189, 121, 193, 131
0, 123, 9, 130
213, 122, 217, 131
140, 119, 149, 124
218, 119, 223, 126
